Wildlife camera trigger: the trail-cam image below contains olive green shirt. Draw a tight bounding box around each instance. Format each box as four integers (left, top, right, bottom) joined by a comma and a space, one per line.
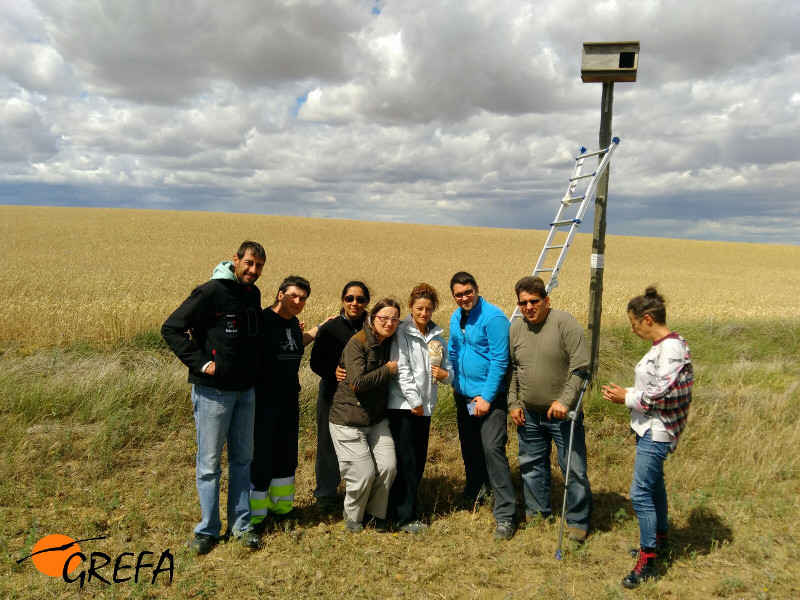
508, 309, 589, 414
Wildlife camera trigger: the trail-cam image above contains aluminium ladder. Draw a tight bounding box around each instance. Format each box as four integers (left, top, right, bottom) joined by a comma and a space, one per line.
510, 136, 620, 320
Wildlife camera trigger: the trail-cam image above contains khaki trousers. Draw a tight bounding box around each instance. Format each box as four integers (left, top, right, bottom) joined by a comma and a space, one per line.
329, 419, 397, 522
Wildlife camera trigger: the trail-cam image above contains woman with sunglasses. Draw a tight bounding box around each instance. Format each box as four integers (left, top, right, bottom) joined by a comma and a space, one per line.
386, 283, 453, 534
250, 276, 328, 540
602, 287, 693, 588
309, 281, 371, 513
328, 298, 401, 532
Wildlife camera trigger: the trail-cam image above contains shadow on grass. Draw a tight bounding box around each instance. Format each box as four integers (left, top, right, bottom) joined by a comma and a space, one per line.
669, 505, 734, 559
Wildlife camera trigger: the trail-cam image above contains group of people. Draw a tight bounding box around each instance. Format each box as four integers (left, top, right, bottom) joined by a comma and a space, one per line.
162, 240, 693, 589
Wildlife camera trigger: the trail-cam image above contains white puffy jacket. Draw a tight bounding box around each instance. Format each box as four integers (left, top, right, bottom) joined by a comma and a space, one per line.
387, 315, 454, 416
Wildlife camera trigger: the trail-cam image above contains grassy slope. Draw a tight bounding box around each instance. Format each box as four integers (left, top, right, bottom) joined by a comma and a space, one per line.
1, 320, 798, 599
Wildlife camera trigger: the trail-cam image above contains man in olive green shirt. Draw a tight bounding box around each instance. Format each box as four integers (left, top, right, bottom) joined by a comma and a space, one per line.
508, 276, 593, 540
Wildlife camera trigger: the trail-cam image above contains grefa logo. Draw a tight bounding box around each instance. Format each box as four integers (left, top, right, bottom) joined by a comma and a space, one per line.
18, 534, 173, 588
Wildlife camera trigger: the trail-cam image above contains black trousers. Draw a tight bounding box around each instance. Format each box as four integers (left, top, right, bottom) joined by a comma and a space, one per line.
251, 389, 300, 492
387, 409, 431, 525
314, 378, 341, 499
454, 392, 516, 522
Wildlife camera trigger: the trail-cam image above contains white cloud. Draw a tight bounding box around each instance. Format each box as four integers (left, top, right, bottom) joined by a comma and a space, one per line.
0, 0, 798, 244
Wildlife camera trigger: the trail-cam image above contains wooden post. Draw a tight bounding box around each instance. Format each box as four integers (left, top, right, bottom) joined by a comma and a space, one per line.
587, 81, 613, 381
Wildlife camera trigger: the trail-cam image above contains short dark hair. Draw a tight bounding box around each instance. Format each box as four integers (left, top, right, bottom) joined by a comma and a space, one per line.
275, 274, 310, 299
408, 283, 439, 310
236, 240, 266, 261
341, 280, 371, 303
450, 271, 477, 292
627, 286, 667, 324
368, 298, 402, 328
514, 276, 547, 300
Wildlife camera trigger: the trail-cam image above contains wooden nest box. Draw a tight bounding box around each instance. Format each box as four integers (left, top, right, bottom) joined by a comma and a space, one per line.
581, 41, 639, 83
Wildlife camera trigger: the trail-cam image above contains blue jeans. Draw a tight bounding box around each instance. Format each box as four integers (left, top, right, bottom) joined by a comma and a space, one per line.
630, 429, 671, 548
191, 384, 255, 538
517, 409, 593, 530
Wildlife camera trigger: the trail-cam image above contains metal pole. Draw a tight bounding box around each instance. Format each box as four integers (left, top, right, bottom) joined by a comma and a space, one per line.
555, 372, 590, 560
587, 81, 613, 381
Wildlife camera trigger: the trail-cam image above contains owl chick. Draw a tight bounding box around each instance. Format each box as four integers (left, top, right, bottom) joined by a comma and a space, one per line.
428, 340, 443, 367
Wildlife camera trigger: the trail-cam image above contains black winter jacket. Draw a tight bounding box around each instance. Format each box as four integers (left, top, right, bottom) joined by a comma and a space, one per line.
310, 311, 367, 400
162, 278, 261, 391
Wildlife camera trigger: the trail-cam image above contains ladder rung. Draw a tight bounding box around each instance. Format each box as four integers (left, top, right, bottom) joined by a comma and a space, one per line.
534, 268, 555, 273
573, 146, 587, 159
551, 219, 581, 227
579, 147, 609, 159
561, 195, 585, 205
569, 173, 596, 181
545, 244, 565, 249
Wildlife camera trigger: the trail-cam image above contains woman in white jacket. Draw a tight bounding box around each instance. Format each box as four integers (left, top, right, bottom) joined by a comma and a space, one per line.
387, 283, 454, 534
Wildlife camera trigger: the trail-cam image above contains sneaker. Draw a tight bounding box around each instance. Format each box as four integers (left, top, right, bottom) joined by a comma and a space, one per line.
493, 521, 515, 541
398, 520, 428, 535
343, 517, 364, 533
622, 549, 659, 589
568, 527, 588, 542
189, 534, 217, 555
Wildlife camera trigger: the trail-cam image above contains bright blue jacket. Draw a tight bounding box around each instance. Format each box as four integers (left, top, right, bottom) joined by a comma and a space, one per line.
448, 296, 510, 403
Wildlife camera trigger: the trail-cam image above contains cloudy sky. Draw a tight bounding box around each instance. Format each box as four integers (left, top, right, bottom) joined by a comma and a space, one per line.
2, 0, 799, 244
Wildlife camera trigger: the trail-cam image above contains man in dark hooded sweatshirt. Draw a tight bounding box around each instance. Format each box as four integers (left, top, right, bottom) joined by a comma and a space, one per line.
162, 241, 265, 555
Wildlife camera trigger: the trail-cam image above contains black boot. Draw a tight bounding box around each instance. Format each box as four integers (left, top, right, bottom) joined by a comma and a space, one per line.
629, 531, 670, 558
622, 548, 658, 589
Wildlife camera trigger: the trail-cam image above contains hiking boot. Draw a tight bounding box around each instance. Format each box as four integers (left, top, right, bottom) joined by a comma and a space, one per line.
458, 483, 491, 509
275, 507, 302, 523
343, 517, 364, 533
373, 518, 389, 533
238, 529, 262, 551
493, 521, 515, 541
189, 534, 217, 555
364, 513, 389, 533
568, 527, 588, 542
398, 520, 428, 535
622, 549, 659, 589
629, 535, 671, 559
315, 496, 338, 514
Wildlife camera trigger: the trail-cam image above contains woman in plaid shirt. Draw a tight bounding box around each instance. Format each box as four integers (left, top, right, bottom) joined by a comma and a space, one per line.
602, 287, 694, 589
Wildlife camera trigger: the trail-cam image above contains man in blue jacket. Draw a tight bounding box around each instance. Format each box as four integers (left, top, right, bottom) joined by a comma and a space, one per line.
448, 271, 516, 540
162, 241, 266, 555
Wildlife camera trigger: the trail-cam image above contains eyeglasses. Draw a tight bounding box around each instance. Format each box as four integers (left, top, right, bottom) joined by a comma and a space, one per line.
285, 292, 307, 302
374, 315, 400, 325
344, 295, 367, 304
517, 298, 543, 307
453, 289, 475, 299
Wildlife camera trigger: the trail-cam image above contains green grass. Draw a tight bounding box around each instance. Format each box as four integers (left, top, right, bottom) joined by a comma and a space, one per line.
1, 320, 798, 599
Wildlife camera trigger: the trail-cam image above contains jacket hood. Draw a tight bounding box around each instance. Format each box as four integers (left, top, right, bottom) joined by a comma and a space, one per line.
211, 261, 238, 282
400, 314, 444, 339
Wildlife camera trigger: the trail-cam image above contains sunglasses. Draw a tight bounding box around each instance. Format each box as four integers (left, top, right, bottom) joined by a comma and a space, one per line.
344, 295, 367, 304
517, 298, 543, 307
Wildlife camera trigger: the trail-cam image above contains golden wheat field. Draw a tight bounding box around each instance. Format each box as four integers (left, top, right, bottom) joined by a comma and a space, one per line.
1, 205, 798, 350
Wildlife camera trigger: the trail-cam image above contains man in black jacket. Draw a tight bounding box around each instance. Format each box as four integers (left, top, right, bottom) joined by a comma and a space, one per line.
162, 240, 266, 554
